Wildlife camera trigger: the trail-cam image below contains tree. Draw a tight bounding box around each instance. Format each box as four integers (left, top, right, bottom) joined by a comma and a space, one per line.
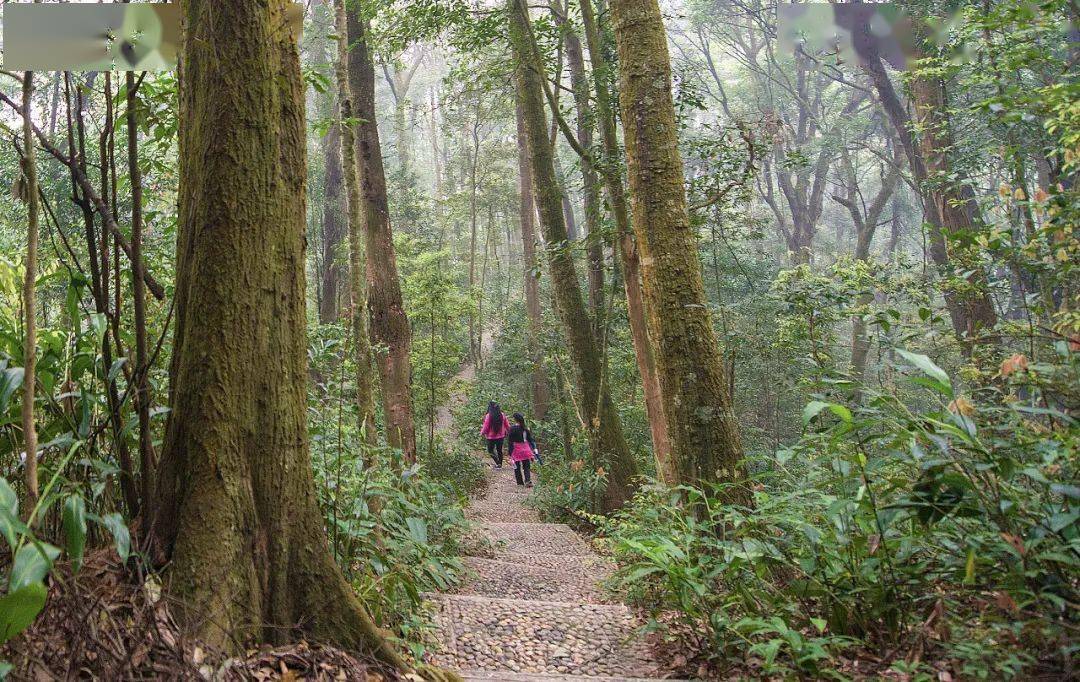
515, 101, 551, 422
607, 0, 749, 501
508, 0, 638, 511
336, 0, 380, 441
345, 1, 418, 461
152, 0, 427, 668
20, 70, 40, 511
862, 44, 998, 348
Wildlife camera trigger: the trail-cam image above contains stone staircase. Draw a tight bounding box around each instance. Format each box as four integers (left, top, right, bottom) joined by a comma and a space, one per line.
425, 462, 687, 682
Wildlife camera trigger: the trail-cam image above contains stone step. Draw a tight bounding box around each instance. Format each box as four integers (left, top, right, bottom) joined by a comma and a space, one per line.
426, 594, 663, 678
460, 671, 693, 681
476, 522, 593, 557
467, 498, 542, 524
453, 557, 613, 604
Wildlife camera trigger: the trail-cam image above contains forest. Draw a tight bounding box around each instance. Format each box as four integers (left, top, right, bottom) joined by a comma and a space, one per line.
0, 0, 1076, 679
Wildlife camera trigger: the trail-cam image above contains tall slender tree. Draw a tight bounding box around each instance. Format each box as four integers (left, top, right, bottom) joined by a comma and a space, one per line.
345, 1, 418, 460
20, 70, 39, 511
335, 0, 379, 441
579, 0, 672, 474
509, 0, 638, 511
515, 101, 550, 422
607, 0, 749, 501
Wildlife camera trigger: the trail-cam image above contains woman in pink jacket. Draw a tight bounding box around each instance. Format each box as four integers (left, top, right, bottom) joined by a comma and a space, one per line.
506, 413, 539, 488
480, 401, 511, 468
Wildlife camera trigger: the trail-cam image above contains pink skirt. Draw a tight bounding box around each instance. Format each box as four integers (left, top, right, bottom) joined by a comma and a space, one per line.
509, 441, 534, 462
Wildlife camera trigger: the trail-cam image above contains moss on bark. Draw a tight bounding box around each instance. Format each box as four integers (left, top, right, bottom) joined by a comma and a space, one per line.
607, 0, 749, 502
508, 0, 638, 511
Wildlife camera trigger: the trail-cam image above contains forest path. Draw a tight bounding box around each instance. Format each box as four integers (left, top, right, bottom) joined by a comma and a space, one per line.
424, 336, 684, 681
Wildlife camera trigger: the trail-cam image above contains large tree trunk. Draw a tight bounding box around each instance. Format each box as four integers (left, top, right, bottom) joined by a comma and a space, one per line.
334, 0, 379, 442
608, 0, 748, 502
153, 0, 410, 665
509, 0, 638, 512
515, 101, 550, 423
345, 7, 418, 461
579, 0, 671, 475
864, 53, 997, 347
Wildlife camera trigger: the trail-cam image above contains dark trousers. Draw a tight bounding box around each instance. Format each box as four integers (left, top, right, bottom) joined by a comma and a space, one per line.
486, 438, 504, 466
514, 459, 532, 485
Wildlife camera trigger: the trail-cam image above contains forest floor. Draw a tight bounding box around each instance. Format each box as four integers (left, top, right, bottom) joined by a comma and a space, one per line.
423, 333, 687, 682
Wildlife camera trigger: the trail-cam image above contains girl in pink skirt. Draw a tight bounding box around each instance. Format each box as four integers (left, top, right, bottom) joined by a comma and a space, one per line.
505, 412, 539, 487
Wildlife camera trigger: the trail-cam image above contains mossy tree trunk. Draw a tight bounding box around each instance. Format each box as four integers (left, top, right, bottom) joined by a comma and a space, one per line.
153, 0, 413, 665
578, 0, 672, 478
509, 0, 637, 511
319, 122, 346, 324
607, 0, 749, 502
335, 0, 379, 442
345, 4, 418, 461
515, 101, 551, 423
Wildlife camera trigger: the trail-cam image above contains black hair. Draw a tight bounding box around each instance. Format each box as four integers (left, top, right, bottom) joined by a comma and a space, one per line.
513, 412, 525, 426
488, 401, 502, 422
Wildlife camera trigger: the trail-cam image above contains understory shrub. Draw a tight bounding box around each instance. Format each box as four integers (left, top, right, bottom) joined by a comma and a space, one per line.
596, 347, 1077, 679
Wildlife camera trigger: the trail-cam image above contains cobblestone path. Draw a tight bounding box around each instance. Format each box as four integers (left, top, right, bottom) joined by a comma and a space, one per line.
426, 462, 682, 681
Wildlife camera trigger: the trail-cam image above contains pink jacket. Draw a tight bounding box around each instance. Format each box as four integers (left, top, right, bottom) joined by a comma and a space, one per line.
480, 413, 511, 439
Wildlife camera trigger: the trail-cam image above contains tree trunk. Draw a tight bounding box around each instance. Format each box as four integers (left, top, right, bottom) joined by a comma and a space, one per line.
563, 23, 606, 330
509, 0, 637, 511
345, 5, 418, 461
319, 122, 346, 324
579, 0, 671, 475
20, 70, 39, 511
515, 101, 550, 423
152, 1, 418, 668
334, 0, 379, 442
864, 53, 997, 347
127, 71, 156, 530
608, 0, 748, 501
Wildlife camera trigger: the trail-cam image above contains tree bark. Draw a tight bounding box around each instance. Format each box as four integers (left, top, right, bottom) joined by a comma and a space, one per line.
20, 70, 39, 511
562, 20, 606, 329
345, 4, 418, 461
509, 0, 637, 511
319, 122, 347, 324
578, 0, 671, 475
127, 71, 156, 529
334, 3, 379, 443
608, 0, 749, 502
515, 101, 550, 423
152, 1, 422, 668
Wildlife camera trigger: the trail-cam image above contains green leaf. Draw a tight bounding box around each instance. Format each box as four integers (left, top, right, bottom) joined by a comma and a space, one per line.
896, 349, 952, 394
99, 513, 130, 561
1051, 483, 1080, 500
0, 368, 23, 413
802, 401, 830, 426
63, 495, 87, 573
10, 542, 60, 592
0, 582, 47, 645
88, 312, 108, 343
405, 516, 428, 545
0, 479, 16, 518
810, 617, 827, 633
107, 358, 128, 385
0, 660, 12, 678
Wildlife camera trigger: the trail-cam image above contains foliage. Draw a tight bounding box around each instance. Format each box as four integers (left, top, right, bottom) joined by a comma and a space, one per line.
597, 346, 1077, 678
